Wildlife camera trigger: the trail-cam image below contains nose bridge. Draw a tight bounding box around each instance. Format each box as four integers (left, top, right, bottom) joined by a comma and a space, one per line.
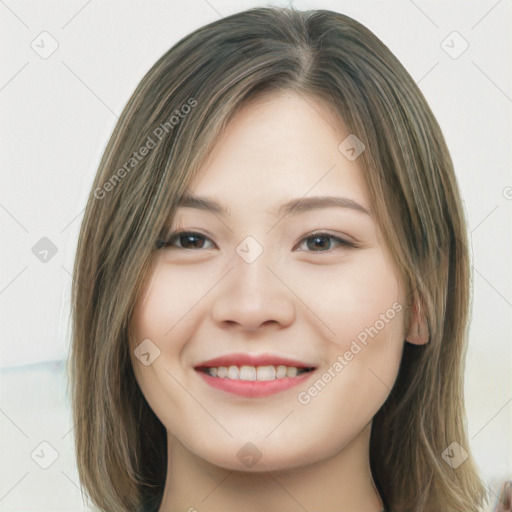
234, 234, 267, 270
210, 233, 295, 330
230, 233, 275, 300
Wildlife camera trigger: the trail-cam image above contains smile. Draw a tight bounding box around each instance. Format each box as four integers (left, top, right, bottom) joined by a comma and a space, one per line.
194, 353, 317, 397
198, 364, 313, 380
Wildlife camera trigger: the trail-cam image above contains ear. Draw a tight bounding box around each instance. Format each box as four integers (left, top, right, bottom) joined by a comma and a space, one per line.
405, 295, 429, 345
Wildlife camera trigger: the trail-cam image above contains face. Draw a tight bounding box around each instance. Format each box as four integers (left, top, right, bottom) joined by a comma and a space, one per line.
130, 91, 408, 472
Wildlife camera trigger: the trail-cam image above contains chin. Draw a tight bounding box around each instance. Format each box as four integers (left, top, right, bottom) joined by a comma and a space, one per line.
189, 437, 328, 473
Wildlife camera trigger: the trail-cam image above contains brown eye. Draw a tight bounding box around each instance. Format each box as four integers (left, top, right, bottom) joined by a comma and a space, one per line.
297, 233, 356, 252
158, 231, 215, 250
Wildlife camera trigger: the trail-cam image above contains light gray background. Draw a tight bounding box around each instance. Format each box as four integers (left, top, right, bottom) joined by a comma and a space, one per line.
1, 0, 511, 510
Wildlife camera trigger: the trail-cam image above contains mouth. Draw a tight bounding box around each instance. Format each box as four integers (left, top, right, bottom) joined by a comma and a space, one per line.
195, 364, 315, 380
194, 353, 317, 398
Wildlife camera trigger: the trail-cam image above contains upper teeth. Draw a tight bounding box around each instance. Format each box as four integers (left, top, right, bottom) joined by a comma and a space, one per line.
204, 365, 306, 381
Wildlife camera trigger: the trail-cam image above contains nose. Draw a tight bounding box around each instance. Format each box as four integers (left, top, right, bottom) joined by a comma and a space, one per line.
210, 247, 296, 332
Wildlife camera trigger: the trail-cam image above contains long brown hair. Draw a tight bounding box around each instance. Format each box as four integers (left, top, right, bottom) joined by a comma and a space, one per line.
68, 6, 487, 511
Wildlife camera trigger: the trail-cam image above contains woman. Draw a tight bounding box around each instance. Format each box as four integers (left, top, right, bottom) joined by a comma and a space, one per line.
68, 6, 489, 511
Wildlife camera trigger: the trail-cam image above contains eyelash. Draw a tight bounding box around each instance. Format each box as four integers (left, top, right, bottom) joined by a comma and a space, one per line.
156, 230, 357, 252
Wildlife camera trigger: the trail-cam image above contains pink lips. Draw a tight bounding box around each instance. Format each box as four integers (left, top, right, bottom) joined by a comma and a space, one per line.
195, 353, 315, 369
194, 352, 316, 398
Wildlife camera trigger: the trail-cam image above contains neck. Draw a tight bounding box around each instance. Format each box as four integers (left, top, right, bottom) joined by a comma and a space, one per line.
157, 422, 383, 512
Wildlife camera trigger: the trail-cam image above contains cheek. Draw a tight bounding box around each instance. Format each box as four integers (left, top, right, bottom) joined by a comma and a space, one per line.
291, 249, 405, 348
293, 248, 406, 403
131, 262, 209, 346
129, 266, 202, 427
308, 250, 405, 407
129, 267, 183, 388
133, 289, 175, 343
130, 261, 219, 402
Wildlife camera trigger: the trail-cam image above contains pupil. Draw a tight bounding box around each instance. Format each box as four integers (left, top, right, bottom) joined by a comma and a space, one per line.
182, 233, 203, 248
308, 236, 328, 251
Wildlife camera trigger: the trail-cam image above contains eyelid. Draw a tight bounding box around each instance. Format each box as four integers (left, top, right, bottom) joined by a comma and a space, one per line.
295, 230, 358, 249
160, 229, 217, 250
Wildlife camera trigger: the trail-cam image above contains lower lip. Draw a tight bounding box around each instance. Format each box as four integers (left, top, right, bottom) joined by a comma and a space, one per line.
196, 370, 315, 397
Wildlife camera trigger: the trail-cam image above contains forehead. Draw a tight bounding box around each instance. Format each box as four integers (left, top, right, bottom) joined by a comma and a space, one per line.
182, 91, 371, 217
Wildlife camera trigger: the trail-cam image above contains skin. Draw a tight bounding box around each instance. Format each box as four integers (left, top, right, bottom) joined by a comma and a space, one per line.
130, 91, 428, 512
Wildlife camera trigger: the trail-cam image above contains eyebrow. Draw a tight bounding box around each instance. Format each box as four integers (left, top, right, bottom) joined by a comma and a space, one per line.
177, 193, 370, 217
